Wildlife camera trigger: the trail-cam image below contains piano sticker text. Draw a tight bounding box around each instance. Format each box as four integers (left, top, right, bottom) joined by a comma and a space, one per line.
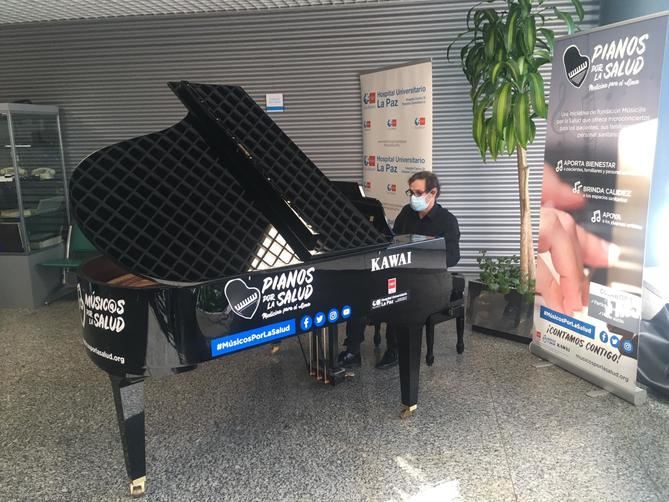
371, 251, 412, 272
210, 319, 296, 357
260, 266, 315, 319
77, 285, 126, 333
82, 338, 125, 365
371, 291, 410, 310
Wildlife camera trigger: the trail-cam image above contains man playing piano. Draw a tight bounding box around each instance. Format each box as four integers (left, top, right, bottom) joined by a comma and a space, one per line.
339, 170, 461, 368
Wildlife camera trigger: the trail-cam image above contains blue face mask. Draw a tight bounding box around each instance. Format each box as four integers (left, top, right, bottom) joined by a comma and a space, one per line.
410, 193, 431, 212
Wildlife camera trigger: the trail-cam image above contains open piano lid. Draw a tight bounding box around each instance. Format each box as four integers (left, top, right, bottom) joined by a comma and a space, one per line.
70, 81, 389, 285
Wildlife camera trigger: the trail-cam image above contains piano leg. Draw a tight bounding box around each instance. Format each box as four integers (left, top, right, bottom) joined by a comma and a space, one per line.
110, 375, 147, 497
326, 324, 346, 385
456, 315, 465, 354
397, 324, 422, 419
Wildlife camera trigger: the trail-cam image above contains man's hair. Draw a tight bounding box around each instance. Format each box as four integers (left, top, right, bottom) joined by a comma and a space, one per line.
408, 171, 440, 196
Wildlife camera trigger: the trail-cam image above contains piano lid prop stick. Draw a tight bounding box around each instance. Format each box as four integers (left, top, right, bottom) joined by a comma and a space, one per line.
322, 329, 329, 384
316, 332, 321, 381
309, 332, 314, 376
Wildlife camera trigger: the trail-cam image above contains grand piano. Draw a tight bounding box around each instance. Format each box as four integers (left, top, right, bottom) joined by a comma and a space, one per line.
71, 82, 460, 496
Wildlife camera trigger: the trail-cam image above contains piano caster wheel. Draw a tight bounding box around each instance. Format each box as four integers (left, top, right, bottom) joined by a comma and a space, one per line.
344, 370, 356, 380
400, 404, 417, 419
130, 476, 146, 497
426, 354, 434, 366
456, 343, 464, 354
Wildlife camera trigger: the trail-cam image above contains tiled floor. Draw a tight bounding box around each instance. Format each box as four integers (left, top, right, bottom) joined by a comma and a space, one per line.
1, 301, 668, 501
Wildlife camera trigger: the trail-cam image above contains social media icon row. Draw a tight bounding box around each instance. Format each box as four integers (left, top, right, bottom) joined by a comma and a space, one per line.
300, 305, 352, 331
599, 331, 634, 353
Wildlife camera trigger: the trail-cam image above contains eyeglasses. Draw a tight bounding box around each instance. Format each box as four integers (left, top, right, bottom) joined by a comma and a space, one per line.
405, 189, 433, 197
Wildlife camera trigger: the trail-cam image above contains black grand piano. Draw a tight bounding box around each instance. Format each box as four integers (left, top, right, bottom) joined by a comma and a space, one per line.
71, 82, 462, 497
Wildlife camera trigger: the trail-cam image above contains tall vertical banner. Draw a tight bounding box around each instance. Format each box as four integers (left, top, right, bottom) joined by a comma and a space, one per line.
360, 60, 432, 222
531, 14, 669, 404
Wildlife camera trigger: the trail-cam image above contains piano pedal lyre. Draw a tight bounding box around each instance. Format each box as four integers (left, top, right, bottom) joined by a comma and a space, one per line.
130, 476, 146, 497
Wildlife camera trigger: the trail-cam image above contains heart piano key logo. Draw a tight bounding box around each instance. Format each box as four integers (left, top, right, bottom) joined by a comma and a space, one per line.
563, 45, 590, 88
224, 278, 261, 319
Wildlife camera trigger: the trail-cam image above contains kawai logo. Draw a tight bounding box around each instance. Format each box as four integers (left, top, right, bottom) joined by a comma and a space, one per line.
224, 278, 261, 319
371, 251, 412, 272
563, 45, 590, 88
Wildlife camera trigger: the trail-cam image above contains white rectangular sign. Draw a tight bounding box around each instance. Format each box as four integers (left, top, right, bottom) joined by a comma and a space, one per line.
360, 60, 432, 222
266, 93, 284, 113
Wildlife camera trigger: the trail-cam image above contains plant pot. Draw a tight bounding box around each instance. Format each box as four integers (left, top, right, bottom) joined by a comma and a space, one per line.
466, 279, 533, 343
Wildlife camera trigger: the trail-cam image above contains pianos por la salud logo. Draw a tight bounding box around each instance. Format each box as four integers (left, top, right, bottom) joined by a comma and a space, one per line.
224, 278, 261, 319
77, 283, 126, 333
225, 266, 316, 320
564, 45, 591, 88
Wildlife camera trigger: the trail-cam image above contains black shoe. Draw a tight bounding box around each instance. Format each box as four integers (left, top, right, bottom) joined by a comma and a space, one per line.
338, 350, 361, 368
375, 349, 398, 369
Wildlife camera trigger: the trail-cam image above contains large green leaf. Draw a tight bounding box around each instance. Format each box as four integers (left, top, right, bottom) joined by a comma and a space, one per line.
473, 107, 487, 158
505, 7, 519, 51
505, 59, 520, 83
484, 26, 497, 60
539, 28, 555, 54
494, 82, 512, 134
486, 118, 500, 160
528, 72, 547, 118
491, 60, 505, 82
529, 118, 537, 143
554, 7, 575, 34
504, 123, 517, 156
525, 16, 536, 54
571, 0, 585, 21
514, 93, 530, 147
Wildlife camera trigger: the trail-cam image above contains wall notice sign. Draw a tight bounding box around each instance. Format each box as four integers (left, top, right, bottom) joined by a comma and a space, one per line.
359, 60, 433, 222
266, 93, 284, 113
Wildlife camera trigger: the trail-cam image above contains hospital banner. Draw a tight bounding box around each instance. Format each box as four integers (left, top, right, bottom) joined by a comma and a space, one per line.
360, 60, 432, 222
531, 14, 669, 404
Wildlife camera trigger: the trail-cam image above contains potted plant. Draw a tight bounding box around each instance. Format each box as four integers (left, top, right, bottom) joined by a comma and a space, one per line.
466, 251, 536, 342
448, 0, 585, 339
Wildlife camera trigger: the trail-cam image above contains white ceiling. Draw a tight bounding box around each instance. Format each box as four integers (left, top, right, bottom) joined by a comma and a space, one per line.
0, 0, 392, 24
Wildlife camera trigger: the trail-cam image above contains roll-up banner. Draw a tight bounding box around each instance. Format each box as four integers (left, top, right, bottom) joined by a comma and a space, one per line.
360, 60, 432, 223
531, 13, 669, 405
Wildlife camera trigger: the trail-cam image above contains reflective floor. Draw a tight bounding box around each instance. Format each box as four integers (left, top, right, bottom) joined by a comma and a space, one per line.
1, 301, 668, 502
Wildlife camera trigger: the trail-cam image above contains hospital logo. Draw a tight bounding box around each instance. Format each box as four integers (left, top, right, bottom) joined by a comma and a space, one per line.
414, 117, 426, 127
386, 118, 398, 129
364, 155, 376, 168
364, 181, 372, 189
386, 184, 397, 193
363, 92, 376, 105
363, 120, 372, 130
